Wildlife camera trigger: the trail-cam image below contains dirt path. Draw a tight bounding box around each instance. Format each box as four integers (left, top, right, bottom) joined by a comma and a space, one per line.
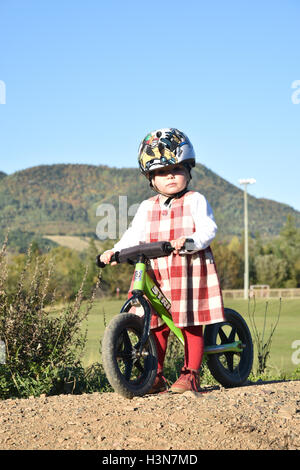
0, 380, 299, 451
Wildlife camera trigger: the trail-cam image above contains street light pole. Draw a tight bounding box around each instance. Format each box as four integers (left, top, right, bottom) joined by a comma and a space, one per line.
239, 178, 256, 299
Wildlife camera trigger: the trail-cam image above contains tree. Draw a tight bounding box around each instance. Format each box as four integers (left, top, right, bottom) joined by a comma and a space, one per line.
254, 254, 289, 288
44, 246, 85, 301
212, 238, 244, 289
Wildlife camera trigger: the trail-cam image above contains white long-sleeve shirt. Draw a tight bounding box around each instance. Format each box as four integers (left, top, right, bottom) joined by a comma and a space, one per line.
112, 192, 217, 253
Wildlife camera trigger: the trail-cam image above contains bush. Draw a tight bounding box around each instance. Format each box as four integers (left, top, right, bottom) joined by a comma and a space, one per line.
0, 240, 103, 399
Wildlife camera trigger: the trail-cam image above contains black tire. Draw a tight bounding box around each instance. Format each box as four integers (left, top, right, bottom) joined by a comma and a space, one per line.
204, 308, 253, 388
102, 313, 158, 399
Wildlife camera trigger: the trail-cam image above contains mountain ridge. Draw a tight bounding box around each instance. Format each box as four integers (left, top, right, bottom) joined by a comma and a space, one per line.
0, 163, 299, 246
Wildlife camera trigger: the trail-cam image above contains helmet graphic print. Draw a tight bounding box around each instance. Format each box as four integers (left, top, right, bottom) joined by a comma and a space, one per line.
138, 128, 196, 178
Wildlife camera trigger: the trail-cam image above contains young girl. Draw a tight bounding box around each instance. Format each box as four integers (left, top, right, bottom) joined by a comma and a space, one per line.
100, 128, 225, 393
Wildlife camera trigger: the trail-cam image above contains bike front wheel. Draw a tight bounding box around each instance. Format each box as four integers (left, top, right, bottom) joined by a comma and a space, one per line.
102, 313, 158, 399
204, 308, 253, 388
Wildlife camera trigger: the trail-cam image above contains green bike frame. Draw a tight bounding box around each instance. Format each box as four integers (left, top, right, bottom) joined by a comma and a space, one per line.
126, 259, 243, 356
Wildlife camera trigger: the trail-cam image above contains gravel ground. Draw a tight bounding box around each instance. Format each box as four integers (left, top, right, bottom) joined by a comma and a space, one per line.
0, 380, 299, 451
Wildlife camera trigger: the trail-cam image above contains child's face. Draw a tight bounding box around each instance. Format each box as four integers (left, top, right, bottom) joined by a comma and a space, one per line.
152, 164, 188, 196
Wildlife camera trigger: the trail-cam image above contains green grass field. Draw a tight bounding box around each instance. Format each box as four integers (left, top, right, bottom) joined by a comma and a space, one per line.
82, 297, 300, 377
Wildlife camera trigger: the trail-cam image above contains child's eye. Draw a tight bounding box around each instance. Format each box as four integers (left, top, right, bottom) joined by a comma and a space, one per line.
154, 169, 168, 176
154, 166, 185, 177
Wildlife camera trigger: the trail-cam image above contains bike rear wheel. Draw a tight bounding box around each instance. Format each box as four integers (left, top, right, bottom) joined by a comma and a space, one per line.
102, 313, 158, 399
204, 308, 253, 387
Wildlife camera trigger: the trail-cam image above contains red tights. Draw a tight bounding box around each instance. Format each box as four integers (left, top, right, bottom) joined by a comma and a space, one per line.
151, 323, 204, 372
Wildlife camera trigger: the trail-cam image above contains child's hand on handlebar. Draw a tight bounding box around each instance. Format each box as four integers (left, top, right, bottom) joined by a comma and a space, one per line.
100, 250, 117, 266
171, 236, 186, 254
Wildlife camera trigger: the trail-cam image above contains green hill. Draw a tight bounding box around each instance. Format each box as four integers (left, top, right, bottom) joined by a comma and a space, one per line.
0, 163, 299, 250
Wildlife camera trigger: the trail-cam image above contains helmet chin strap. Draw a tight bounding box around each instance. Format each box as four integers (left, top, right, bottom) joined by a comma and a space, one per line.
162, 187, 189, 206
150, 181, 189, 206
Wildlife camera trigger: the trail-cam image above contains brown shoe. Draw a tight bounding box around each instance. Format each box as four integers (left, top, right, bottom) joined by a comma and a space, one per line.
170, 367, 201, 393
147, 372, 168, 394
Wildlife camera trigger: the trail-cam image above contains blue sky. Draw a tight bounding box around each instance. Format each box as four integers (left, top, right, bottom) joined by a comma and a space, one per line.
0, 0, 300, 211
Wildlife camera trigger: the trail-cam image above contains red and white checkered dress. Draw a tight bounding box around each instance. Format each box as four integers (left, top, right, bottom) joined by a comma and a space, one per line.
129, 191, 225, 329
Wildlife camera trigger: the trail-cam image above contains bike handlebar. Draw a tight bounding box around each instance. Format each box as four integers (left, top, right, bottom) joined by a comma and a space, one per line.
96, 239, 196, 268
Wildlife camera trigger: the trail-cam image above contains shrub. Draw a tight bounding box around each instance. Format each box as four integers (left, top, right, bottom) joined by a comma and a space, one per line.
248, 297, 281, 376
0, 240, 101, 399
